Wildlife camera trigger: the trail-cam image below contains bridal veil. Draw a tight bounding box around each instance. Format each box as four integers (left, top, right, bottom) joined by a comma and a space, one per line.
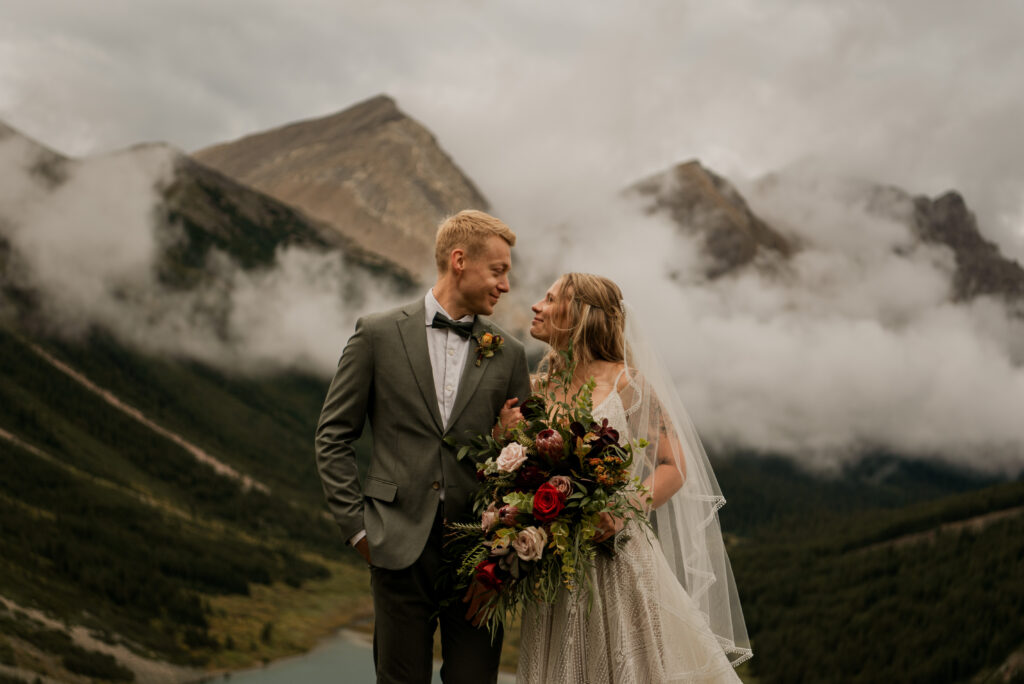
616, 301, 752, 668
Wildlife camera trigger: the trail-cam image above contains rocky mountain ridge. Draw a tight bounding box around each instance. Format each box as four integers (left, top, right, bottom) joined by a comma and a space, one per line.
0, 120, 415, 347
628, 160, 794, 278
630, 159, 1024, 304
3, 95, 1023, 684
193, 95, 488, 282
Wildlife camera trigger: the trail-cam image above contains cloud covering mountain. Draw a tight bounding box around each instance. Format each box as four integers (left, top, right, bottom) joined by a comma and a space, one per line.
522, 163, 1024, 475
3, 1, 1022, 262
5, 98, 1024, 475
0, 122, 407, 374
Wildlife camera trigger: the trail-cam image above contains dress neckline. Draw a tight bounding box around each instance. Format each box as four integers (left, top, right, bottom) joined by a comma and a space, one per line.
590, 366, 629, 416
592, 388, 623, 417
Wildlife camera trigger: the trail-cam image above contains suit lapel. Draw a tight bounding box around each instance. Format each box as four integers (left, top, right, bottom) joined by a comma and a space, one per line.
445, 317, 491, 434
397, 302, 444, 433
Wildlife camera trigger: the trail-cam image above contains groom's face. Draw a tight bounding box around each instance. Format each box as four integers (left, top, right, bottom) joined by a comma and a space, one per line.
456, 234, 512, 316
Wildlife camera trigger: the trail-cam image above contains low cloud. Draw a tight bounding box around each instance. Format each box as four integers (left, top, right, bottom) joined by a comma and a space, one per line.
3, 0, 1024, 472
0, 134, 402, 376
508, 169, 1024, 475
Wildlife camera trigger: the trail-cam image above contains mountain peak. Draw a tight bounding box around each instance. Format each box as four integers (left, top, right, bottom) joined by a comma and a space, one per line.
911, 190, 1024, 301
0, 119, 70, 189
627, 160, 792, 278
193, 95, 489, 281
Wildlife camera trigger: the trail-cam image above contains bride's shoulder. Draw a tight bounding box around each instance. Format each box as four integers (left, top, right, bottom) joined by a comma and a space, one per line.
614, 365, 651, 402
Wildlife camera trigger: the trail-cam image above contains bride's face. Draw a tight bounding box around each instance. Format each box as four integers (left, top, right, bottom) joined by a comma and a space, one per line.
530, 278, 568, 344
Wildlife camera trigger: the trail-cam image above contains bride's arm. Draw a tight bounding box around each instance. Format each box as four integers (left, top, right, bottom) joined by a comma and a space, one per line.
640, 402, 686, 510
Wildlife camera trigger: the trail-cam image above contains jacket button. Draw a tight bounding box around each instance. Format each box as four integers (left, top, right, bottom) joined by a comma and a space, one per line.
431, 481, 441, 490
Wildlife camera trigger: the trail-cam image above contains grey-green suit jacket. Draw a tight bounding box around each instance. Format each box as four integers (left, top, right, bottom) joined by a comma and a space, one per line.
315, 299, 532, 570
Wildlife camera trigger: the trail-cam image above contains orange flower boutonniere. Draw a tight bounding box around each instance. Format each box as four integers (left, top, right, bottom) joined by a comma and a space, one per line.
474, 331, 504, 366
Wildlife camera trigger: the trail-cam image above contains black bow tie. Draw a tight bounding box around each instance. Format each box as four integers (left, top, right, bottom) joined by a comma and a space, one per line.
431, 312, 475, 339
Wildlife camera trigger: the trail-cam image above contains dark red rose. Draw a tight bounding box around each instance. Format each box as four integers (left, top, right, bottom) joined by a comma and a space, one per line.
474, 559, 503, 590
532, 482, 567, 523
476, 467, 487, 482
514, 463, 547, 489
535, 429, 565, 463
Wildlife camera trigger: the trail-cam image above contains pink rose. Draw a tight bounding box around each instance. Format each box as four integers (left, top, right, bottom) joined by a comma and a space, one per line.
547, 475, 573, 497
496, 442, 528, 472
512, 526, 548, 562
481, 502, 499, 532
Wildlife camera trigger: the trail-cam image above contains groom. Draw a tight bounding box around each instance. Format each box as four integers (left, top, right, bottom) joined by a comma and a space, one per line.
315, 210, 531, 684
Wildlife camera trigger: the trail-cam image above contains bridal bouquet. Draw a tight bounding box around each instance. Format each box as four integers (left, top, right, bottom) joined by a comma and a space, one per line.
445, 354, 648, 634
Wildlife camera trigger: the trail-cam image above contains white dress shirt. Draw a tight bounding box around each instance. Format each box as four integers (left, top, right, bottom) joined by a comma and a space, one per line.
424, 289, 475, 428
349, 290, 474, 548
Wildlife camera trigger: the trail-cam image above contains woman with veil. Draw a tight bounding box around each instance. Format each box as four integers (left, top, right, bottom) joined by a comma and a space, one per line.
508, 273, 751, 683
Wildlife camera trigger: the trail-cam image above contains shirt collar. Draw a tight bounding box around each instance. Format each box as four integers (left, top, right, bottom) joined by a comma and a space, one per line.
425, 289, 474, 326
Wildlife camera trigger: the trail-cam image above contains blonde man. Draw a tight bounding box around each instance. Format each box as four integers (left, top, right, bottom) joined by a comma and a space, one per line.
316, 210, 530, 684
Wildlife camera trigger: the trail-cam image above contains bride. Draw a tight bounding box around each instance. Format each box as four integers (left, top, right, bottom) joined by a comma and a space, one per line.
508, 273, 752, 683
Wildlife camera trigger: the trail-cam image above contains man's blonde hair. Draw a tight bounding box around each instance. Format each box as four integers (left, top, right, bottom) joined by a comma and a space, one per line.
434, 210, 516, 273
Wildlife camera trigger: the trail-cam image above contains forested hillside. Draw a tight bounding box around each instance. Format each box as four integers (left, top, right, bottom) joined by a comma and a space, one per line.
0, 324, 372, 681
730, 478, 1024, 683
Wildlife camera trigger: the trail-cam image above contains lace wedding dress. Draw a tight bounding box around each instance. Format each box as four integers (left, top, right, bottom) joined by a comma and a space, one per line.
516, 387, 744, 684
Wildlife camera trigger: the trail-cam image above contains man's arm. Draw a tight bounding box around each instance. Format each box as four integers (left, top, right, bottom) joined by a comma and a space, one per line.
491, 344, 534, 438
315, 318, 373, 556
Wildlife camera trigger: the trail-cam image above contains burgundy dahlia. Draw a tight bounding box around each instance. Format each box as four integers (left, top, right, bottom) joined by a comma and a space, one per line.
515, 463, 547, 489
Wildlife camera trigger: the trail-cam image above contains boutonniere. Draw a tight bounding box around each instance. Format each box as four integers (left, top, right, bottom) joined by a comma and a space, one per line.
474, 331, 504, 366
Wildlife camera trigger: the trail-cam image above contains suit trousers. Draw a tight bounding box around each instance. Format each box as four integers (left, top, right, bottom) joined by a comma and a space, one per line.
369, 502, 503, 684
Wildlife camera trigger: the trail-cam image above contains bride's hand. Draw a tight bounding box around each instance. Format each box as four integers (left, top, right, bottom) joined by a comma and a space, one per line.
593, 511, 625, 543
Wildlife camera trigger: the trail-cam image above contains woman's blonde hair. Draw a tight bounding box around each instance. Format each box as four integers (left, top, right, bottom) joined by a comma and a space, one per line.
434, 210, 516, 273
539, 273, 626, 379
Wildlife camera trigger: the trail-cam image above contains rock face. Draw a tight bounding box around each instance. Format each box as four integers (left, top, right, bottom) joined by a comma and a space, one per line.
0, 120, 70, 188
864, 183, 1024, 303
911, 191, 1024, 302
630, 159, 1024, 304
193, 95, 489, 281
628, 160, 792, 278
162, 153, 413, 289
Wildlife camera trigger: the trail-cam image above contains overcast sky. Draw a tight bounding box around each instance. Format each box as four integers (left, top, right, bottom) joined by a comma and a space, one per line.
3, 1, 1024, 473
2, 0, 1023, 258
